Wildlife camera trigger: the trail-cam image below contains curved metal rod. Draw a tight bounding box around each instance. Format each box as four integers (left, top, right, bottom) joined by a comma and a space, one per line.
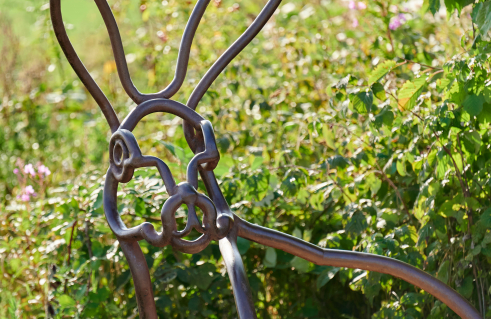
50, 0, 120, 133
199, 169, 235, 238
121, 98, 204, 131
183, 0, 282, 151
219, 228, 258, 319
186, 0, 282, 110
120, 241, 158, 319
235, 217, 481, 319
94, 0, 211, 103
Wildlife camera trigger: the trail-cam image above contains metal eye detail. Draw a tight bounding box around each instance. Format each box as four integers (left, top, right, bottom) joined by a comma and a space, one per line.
108, 129, 143, 183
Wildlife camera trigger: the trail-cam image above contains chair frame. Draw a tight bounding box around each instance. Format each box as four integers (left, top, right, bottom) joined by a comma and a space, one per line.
50, 1, 481, 318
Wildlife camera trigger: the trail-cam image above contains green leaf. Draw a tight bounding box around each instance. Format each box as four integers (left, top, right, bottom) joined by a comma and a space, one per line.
237, 237, 250, 254
396, 160, 407, 176
472, 1, 491, 35
317, 267, 340, 289
369, 60, 396, 85
446, 80, 467, 105
351, 91, 374, 113
322, 124, 336, 149
462, 94, 484, 117
58, 294, 76, 308
463, 130, 482, 154
480, 208, 491, 228
290, 256, 310, 273
293, 227, 302, 239
444, 0, 473, 16
346, 211, 368, 236
194, 267, 215, 290
371, 82, 387, 100
398, 77, 426, 111
251, 156, 263, 170
89, 287, 110, 303
93, 190, 103, 209
331, 75, 351, 94
134, 197, 146, 217
457, 276, 474, 298
436, 260, 450, 284
428, 0, 441, 15
327, 155, 349, 169
264, 247, 277, 268
417, 223, 434, 246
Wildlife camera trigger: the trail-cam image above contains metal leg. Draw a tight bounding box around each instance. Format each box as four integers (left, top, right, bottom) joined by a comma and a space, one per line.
219, 229, 257, 319
120, 241, 158, 319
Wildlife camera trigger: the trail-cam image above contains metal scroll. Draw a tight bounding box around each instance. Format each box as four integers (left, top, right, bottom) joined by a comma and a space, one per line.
50, 1, 482, 318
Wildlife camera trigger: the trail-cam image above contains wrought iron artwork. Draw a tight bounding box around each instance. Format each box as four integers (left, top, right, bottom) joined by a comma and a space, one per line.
50, 1, 482, 318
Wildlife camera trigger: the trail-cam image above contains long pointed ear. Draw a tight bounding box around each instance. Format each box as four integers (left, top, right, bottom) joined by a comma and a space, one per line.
183, 0, 282, 152
50, 0, 120, 133
187, 0, 282, 110
94, 0, 211, 104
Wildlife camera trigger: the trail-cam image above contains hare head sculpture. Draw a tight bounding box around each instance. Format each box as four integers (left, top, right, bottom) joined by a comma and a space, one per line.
50, 1, 481, 318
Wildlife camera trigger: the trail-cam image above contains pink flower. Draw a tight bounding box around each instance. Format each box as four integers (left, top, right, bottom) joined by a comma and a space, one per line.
38, 165, 51, 177
389, 20, 400, 30
389, 14, 406, 30
25, 185, 35, 195
24, 164, 35, 176
348, 1, 356, 9
357, 2, 366, 9
352, 17, 359, 27
13, 168, 19, 174
21, 193, 30, 202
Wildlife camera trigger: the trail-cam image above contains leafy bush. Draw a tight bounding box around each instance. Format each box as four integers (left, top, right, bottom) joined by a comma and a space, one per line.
2, 0, 491, 318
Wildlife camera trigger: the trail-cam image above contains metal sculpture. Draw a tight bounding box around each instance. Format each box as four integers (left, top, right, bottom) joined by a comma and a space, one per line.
50, 1, 482, 318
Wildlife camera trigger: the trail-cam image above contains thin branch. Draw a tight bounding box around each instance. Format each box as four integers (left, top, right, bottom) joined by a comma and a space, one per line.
398, 58, 443, 71
63, 220, 78, 293
85, 220, 93, 294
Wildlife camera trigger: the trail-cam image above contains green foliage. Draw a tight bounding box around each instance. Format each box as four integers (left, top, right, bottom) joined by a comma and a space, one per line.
2, 0, 491, 318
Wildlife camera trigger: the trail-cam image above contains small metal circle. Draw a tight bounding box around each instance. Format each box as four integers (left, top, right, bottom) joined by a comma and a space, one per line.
113, 140, 126, 166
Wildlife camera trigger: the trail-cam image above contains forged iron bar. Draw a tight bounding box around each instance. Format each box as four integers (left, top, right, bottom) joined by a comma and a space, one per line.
50, 0, 120, 132
50, 0, 482, 318
94, 0, 211, 102
236, 217, 481, 319
183, 0, 282, 153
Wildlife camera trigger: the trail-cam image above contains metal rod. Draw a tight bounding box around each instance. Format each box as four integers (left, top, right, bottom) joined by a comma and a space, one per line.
94, 0, 211, 103
120, 241, 158, 319
183, 0, 282, 151
236, 217, 482, 319
186, 0, 282, 110
219, 228, 257, 319
50, 0, 120, 133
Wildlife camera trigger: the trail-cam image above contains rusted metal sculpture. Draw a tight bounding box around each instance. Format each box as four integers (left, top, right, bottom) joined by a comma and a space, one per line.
50, 1, 482, 318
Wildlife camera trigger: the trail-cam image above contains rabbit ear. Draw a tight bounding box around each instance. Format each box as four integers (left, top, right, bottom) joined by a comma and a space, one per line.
50, 0, 120, 133
183, 0, 281, 151
186, 0, 282, 110
94, 0, 211, 104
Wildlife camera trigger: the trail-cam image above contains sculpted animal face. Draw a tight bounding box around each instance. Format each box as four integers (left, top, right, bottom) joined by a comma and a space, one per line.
104, 104, 225, 254
50, 0, 238, 253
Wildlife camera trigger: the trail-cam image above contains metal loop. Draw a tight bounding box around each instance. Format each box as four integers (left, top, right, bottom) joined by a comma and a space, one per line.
50, 0, 120, 132
94, 0, 211, 103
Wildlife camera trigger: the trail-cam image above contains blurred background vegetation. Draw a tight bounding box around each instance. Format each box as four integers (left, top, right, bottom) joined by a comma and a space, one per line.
2, 0, 491, 318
